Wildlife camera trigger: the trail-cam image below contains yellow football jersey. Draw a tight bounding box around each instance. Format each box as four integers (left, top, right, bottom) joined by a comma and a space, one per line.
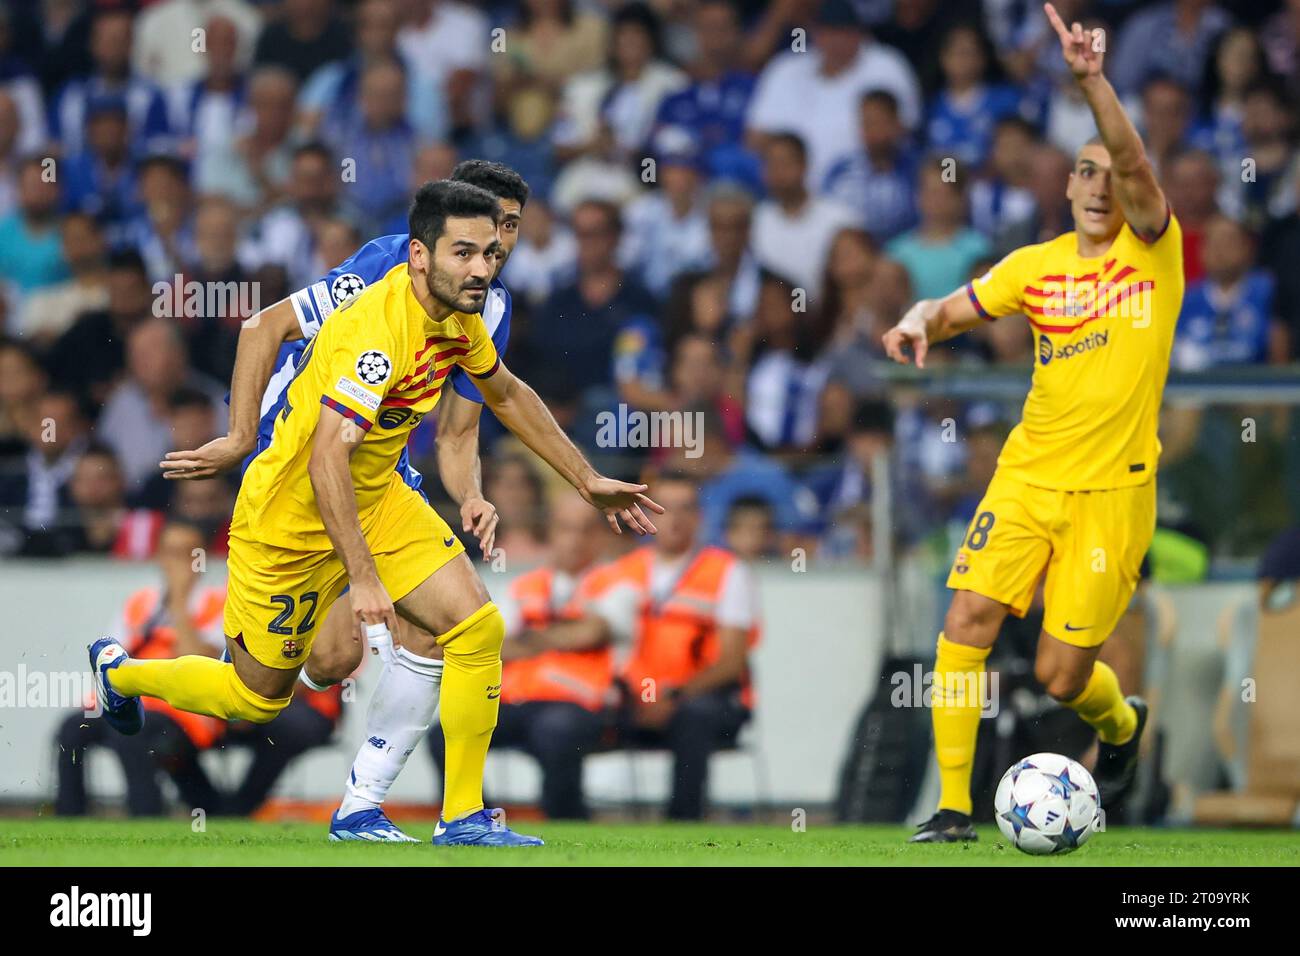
965, 214, 1184, 490
236, 262, 499, 550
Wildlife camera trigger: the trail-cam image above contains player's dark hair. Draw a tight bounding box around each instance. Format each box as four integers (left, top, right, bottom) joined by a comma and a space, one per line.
407, 180, 502, 250
451, 160, 530, 209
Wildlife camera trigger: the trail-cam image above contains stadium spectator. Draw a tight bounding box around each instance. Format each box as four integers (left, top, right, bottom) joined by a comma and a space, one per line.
0, 389, 88, 556
133, 0, 261, 87
594, 471, 759, 820
924, 22, 1025, 170
47, 249, 152, 408
823, 252, 911, 399
58, 442, 142, 557
500, 195, 577, 305
886, 159, 990, 302
14, 213, 109, 346
522, 199, 657, 413
1261, 0, 1300, 95
822, 89, 920, 243
746, 0, 921, 189
743, 269, 834, 452
1234, 82, 1297, 226
396, 0, 490, 136
239, 141, 349, 288
0, 8, 47, 155
252, 0, 351, 82
1195, 27, 1270, 179
724, 496, 778, 561
1261, 160, 1300, 356
0, 338, 45, 460
1162, 148, 1221, 284
1138, 75, 1196, 178
618, 126, 712, 299
751, 132, 857, 301
171, 15, 246, 170
994, 143, 1075, 254
431, 493, 614, 819
803, 398, 910, 540
1173, 215, 1286, 370
0, 155, 69, 313
320, 59, 416, 235
50, 8, 172, 156
55, 519, 228, 816
652, 0, 757, 179
127, 154, 197, 282
181, 197, 257, 384
0, 91, 20, 218
1110, 0, 1231, 98
195, 65, 297, 211
131, 388, 221, 512
60, 94, 139, 243
483, 451, 549, 568
672, 404, 817, 548
553, 2, 687, 163
681, 181, 761, 334
301, 0, 445, 144
968, 117, 1038, 239
491, 0, 609, 95
96, 318, 227, 494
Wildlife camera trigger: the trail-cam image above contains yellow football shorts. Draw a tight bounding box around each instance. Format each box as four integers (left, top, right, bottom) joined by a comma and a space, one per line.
223, 477, 465, 668
946, 470, 1155, 647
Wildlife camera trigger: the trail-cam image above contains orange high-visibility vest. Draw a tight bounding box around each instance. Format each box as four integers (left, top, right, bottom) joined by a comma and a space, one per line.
120, 586, 227, 749
500, 565, 614, 712
615, 546, 759, 709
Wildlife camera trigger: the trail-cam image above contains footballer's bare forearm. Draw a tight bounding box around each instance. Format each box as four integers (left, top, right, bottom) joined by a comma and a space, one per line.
435, 389, 484, 506
917, 291, 984, 343
484, 371, 598, 490
229, 298, 304, 449
1077, 73, 1166, 232
308, 417, 379, 584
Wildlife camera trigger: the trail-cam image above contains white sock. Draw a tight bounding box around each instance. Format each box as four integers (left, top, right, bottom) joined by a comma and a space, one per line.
338, 645, 442, 817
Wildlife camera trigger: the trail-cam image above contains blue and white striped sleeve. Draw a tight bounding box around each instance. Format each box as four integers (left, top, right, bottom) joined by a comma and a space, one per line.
287, 233, 410, 340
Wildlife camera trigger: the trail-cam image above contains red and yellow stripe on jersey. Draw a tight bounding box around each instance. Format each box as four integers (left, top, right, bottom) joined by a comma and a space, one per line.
965, 213, 1184, 490
235, 262, 499, 552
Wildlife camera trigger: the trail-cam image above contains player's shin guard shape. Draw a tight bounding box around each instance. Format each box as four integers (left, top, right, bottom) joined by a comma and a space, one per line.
932, 632, 992, 816
107, 656, 290, 723
436, 602, 504, 821
340, 645, 443, 816
1063, 660, 1136, 745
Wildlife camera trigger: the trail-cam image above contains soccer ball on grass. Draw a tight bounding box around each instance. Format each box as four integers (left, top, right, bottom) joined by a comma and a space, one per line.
994, 752, 1100, 855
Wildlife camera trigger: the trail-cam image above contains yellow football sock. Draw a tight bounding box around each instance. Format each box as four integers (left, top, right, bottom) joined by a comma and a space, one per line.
1063, 661, 1136, 745
932, 633, 992, 816
107, 656, 290, 723
436, 602, 505, 821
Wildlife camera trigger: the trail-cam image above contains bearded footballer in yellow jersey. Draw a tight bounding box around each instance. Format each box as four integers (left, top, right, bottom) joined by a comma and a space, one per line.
884, 4, 1183, 843
89, 181, 663, 846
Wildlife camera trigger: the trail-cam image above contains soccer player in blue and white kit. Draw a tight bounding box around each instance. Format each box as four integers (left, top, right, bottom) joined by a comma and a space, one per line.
163, 161, 533, 843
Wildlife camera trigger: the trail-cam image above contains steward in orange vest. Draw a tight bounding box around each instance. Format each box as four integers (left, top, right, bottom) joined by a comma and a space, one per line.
590, 473, 759, 820
429, 494, 617, 819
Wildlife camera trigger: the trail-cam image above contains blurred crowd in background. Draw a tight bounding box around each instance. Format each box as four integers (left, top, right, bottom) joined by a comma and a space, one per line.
0, 0, 1299, 570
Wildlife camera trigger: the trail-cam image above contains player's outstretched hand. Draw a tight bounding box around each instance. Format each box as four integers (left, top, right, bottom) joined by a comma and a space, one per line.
461, 496, 499, 559
1044, 3, 1104, 81
882, 301, 931, 368
161, 434, 251, 480
581, 477, 666, 536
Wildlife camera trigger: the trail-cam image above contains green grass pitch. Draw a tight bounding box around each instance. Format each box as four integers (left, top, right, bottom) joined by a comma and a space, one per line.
3, 819, 1299, 866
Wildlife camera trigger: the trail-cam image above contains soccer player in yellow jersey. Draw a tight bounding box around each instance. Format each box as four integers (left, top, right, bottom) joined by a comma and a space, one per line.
883, 4, 1182, 843
88, 181, 663, 846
